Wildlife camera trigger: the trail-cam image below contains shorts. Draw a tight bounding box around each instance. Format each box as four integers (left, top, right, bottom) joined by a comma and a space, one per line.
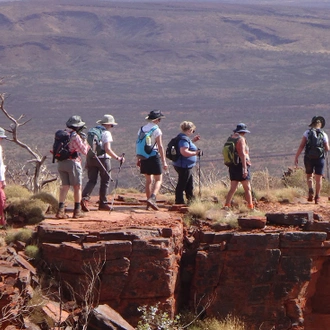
57, 159, 83, 186
140, 154, 162, 175
229, 163, 251, 181
304, 156, 325, 175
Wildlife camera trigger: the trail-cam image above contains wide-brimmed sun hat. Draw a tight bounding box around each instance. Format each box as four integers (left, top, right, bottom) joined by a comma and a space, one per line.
145, 110, 165, 121
66, 115, 86, 128
309, 115, 325, 128
96, 114, 118, 125
0, 127, 7, 139
234, 123, 250, 133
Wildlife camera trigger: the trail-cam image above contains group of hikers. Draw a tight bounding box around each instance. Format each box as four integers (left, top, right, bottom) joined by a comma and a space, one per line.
0, 112, 327, 223
50, 110, 328, 219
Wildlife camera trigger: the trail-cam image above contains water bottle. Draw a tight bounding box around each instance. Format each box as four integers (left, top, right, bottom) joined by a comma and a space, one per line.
171, 145, 176, 156
146, 135, 152, 146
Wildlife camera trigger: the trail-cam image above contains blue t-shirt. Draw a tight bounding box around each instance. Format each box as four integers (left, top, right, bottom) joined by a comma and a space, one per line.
172, 133, 198, 168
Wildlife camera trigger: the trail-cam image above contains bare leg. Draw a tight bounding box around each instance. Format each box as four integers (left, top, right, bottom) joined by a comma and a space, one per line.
225, 181, 239, 206
314, 174, 322, 197
241, 180, 253, 206
59, 185, 70, 203
144, 174, 153, 199
73, 185, 82, 204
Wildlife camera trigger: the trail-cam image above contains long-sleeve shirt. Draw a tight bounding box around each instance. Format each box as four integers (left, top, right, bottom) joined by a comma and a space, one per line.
68, 131, 89, 163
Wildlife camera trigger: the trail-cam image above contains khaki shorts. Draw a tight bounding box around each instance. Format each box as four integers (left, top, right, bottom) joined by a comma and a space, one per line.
57, 159, 83, 186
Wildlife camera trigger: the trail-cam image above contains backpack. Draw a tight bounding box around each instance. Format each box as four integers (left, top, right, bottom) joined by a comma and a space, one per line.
87, 126, 106, 158
305, 128, 325, 159
166, 135, 190, 162
222, 136, 241, 166
136, 125, 158, 160
52, 130, 78, 163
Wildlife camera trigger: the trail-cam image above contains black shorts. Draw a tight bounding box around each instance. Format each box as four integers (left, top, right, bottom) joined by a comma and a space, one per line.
229, 163, 251, 181
140, 155, 162, 175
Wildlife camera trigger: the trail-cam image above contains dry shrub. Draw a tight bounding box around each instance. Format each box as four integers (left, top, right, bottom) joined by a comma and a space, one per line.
252, 169, 283, 191
5, 228, 34, 244
32, 192, 58, 213
187, 314, 245, 330
25, 245, 40, 259
5, 184, 32, 202
6, 198, 48, 225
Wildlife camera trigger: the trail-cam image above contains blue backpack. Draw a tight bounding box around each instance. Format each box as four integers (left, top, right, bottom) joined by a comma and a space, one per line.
136, 126, 158, 160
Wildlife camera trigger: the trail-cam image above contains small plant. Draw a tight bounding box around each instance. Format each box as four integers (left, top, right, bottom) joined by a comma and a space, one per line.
5, 184, 32, 201
32, 191, 59, 213
5, 227, 34, 244
25, 244, 40, 259
187, 314, 246, 330
137, 303, 181, 330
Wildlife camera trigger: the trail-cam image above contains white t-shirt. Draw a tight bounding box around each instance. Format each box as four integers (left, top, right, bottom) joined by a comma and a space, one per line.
303, 129, 329, 143
99, 129, 113, 159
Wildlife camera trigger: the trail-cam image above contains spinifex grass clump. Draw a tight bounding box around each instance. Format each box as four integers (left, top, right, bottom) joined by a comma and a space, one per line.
5, 228, 34, 245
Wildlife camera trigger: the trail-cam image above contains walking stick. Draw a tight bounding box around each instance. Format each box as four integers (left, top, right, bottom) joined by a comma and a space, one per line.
198, 150, 203, 198
109, 153, 125, 212
326, 151, 330, 181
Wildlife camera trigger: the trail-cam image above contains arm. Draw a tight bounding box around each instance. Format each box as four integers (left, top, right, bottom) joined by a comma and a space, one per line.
180, 146, 200, 157
294, 136, 307, 166
71, 133, 90, 155
155, 134, 168, 170
104, 142, 125, 162
236, 138, 249, 178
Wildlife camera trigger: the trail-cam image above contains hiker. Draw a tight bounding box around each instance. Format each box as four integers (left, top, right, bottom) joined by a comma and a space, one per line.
56, 115, 89, 219
224, 123, 254, 210
81, 114, 125, 211
294, 115, 329, 204
0, 127, 7, 226
172, 121, 201, 204
137, 110, 168, 210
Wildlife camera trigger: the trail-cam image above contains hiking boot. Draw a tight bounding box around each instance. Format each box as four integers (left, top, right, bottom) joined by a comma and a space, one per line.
72, 209, 84, 219
56, 208, 69, 219
315, 195, 320, 205
147, 196, 159, 211
80, 199, 90, 212
308, 188, 314, 202
99, 203, 112, 211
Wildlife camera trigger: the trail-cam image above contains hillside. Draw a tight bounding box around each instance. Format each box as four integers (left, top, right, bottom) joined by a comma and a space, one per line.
0, 0, 330, 183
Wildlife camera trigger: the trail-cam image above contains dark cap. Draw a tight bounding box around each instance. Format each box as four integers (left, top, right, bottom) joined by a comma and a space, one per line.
66, 115, 86, 128
145, 110, 165, 121
234, 123, 250, 133
309, 116, 325, 128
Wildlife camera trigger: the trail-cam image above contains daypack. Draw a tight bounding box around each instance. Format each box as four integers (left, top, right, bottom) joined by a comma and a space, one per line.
166, 135, 190, 162
87, 126, 106, 158
305, 128, 325, 159
222, 136, 241, 166
52, 130, 78, 163
136, 125, 158, 160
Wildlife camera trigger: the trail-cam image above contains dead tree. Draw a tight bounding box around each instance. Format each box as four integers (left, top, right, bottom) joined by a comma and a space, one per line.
0, 93, 56, 193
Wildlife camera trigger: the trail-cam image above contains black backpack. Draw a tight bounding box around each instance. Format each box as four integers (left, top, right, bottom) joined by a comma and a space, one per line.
52, 130, 78, 163
166, 135, 190, 162
305, 128, 325, 159
87, 126, 106, 158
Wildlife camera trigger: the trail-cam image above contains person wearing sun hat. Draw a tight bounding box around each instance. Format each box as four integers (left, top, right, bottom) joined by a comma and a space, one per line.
56, 115, 89, 219
294, 115, 329, 204
137, 109, 168, 210
224, 123, 254, 211
81, 114, 125, 211
0, 127, 7, 226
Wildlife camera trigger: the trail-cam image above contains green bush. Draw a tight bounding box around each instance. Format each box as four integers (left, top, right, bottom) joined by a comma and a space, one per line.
25, 245, 40, 259
31, 192, 59, 213
5, 185, 32, 201
5, 228, 34, 244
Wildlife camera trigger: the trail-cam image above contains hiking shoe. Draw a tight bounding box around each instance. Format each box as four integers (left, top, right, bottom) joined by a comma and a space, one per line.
315, 195, 320, 205
56, 208, 69, 219
80, 199, 90, 212
99, 204, 112, 211
147, 196, 159, 211
308, 188, 314, 202
72, 209, 84, 219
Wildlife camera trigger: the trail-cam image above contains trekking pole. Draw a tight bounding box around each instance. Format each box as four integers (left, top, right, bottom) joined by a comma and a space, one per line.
109, 153, 125, 212
90, 149, 113, 181
326, 151, 330, 181
198, 150, 203, 198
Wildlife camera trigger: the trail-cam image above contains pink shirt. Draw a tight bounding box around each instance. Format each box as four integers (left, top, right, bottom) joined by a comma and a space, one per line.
68, 131, 89, 163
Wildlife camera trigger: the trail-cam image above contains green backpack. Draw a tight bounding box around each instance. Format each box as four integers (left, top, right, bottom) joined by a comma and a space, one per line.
87, 126, 106, 158
222, 136, 241, 166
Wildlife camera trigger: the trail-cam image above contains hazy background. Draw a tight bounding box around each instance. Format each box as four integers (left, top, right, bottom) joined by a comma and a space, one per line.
0, 0, 330, 187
